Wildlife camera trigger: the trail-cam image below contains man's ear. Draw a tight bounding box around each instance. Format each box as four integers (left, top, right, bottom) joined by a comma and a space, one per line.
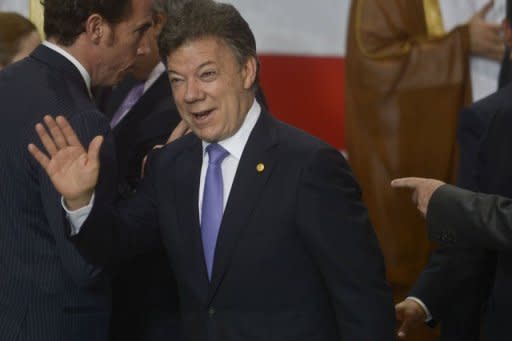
84, 14, 105, 44
153, 12, 166, 36
241, 56, 257, 90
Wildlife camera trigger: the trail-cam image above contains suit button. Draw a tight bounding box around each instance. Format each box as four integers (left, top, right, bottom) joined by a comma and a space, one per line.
208, 307, 216, 317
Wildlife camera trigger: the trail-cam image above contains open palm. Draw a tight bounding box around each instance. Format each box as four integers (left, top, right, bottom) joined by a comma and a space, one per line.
28, 115, 103, 209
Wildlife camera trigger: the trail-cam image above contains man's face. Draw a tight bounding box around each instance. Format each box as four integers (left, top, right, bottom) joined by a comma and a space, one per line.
130, 15, 163, 81
167, 37, 256, 142
95, 0, 153, 85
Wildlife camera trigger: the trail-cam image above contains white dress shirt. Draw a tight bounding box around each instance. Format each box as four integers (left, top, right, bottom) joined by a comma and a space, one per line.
42, 40, 92, 98
65, 99, 261, 234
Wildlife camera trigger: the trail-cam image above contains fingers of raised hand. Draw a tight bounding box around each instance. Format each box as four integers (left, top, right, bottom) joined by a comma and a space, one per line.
35, 120, 60, 156
167, 120, 190, 144
27, 143, 50, 170
55, 116, 83, 148
478, 0, 495, 17
44, 115, 70, 150
87, 135, 104, 163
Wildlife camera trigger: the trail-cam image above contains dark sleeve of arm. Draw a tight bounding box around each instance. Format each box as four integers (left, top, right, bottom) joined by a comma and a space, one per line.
428, 184, 512, 251
296, 148, 395, 340
70, 155, 162, 267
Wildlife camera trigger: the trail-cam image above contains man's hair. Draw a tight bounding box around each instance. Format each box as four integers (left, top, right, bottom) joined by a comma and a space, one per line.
158, 0, 259, 88
153, 0, 190, 16
41, 0, 133, 46
0, 12, 38, 65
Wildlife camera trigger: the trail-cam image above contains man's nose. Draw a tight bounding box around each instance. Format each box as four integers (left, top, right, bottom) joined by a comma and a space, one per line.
184, 79, 204, 103
137, 32, 151, 56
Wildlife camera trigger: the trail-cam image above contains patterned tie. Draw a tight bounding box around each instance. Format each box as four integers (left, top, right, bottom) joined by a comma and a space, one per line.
110, 82, 145, 128
201, 143, 229, 280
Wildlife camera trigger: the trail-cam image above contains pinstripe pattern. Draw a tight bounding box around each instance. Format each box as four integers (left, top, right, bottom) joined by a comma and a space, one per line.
0, 45, 118, 341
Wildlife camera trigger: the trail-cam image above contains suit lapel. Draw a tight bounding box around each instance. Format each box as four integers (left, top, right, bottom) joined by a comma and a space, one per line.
174, 137, 210, 299
208, 112, 279, 301
117, 74, 170, 129
105, 76, 140, 120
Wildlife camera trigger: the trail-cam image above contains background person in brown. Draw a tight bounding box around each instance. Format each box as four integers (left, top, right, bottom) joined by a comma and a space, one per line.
345, 1, 505, 340
0, 12, 40, 69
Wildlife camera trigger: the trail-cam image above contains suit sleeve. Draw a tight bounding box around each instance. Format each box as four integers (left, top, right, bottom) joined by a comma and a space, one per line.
428, 184, 512, 251
296, 147, 395, 340
70, 151, 163, 266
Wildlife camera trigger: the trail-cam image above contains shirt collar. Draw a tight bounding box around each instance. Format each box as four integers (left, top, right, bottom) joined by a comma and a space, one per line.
144, 62, 166, 93
202, 99, 261, 160
42, 41, 92, 98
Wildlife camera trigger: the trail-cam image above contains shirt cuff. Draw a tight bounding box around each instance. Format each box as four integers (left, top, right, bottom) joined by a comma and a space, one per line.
406, 296, 432, 322
61, 193, 95, 236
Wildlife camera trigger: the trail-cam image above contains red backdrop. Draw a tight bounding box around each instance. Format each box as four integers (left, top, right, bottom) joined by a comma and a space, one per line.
258, 55, 346, 150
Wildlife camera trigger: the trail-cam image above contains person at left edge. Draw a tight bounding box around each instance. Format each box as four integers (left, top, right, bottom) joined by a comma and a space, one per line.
0, 0, 153, 340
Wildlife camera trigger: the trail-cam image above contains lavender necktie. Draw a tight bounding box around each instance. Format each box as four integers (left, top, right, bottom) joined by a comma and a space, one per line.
201, 143, 229, 280
110, 82, 145, 128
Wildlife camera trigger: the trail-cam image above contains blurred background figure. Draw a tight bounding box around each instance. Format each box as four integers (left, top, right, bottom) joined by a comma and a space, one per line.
98, 1, 183, 340
394, 1, 512, 340
0, 12, 40, 69
345, 0, 507, 340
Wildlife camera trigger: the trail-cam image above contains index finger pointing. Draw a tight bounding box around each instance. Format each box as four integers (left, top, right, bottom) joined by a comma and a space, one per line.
390, 177, 425, 189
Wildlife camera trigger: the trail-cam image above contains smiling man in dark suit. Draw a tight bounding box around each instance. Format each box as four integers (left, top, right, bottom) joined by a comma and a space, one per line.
28, 1, 395, 339
0, 0, 153, 340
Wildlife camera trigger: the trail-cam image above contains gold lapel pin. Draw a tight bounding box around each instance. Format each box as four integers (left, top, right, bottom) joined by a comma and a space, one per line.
256, 163, 265, 173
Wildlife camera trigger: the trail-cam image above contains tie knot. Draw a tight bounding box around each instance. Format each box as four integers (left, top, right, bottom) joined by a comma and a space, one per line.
206, 143, 229, 165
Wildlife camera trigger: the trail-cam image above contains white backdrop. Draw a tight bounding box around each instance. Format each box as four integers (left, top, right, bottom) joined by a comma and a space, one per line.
0, 0, 352, 58
0, 0, 28, 16
224, 0, 351, 56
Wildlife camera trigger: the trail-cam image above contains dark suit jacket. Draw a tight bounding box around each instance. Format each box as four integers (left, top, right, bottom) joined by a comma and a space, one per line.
426, 85, 512, 339
103, 73, 182, 341
104, 74, 181, 191
72, 110, 395, 340
408, 86, 512, 339
0, 45, 117, 340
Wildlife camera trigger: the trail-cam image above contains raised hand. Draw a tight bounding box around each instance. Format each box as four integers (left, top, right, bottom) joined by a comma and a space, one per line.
28, 115, 103, 210
140, 120, 191, 178
469, 0, 505, 61
166, 119, 191, 144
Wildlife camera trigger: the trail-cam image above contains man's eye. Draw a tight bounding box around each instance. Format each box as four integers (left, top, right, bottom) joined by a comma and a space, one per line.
170, 78, 184, 85
201, 71, 216, 80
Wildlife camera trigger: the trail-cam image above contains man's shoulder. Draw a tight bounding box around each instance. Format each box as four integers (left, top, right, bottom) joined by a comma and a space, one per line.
151, 133, 199, 165
470, 84, 512, 116
271, 115, 335, 155
458, 85, 512, 137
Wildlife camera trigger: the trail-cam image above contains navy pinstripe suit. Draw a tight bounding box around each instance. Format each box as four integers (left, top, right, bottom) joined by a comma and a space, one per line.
0, 45, 117, 340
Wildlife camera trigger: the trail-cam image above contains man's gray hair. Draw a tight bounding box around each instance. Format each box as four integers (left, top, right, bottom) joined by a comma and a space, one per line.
152, 0, 192, 15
